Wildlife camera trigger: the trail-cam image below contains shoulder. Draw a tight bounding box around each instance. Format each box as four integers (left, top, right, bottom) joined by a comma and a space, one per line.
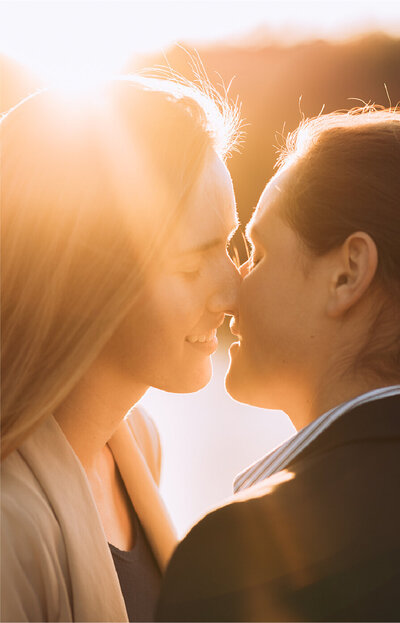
160, 470, 298, 593
1, 452, 71, 621
2, 450, 65, 539
157, 433, 400, 621
125, 405, 161, 484
156, 473, 301, 620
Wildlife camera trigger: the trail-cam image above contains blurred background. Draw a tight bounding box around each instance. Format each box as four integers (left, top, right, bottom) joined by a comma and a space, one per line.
2, 0, 400, 536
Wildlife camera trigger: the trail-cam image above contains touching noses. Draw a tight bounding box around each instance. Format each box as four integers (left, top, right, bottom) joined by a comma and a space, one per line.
207, 256, 242, 316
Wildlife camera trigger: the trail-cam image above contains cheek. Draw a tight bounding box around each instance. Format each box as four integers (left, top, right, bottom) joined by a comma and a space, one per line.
138, 277, 205, 345
110, 281, 177, 356
239, 270, 288, 367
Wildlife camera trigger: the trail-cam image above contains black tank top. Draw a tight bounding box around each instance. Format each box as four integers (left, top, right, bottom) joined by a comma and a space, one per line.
109, 505, 161, 622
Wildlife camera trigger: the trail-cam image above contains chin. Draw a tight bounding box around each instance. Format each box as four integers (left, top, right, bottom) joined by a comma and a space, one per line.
225, 354, 271, 409
157, 359, 213, 394
225, 367, 252, 404
225, 355, 253, 403
227, 363, 296, 413
225, 371, 273, 409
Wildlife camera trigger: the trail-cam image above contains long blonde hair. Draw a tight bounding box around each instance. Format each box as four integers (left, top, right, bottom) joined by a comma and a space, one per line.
1, 76, 241, 458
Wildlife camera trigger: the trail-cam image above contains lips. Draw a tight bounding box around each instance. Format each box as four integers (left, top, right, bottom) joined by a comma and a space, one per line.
185, 328, 217, 344
185, 314, 225, 344
184, 315, 225, 354
229, 316, 242, 339
185, 331, 218, 355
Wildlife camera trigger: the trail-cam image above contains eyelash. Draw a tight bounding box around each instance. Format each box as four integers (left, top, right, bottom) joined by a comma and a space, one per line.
179, 239, 239, 279
180, 268, 201, 281
226, 241, 241, 269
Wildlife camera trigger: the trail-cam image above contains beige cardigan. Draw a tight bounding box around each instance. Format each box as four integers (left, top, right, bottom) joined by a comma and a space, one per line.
1, 408, 178, 622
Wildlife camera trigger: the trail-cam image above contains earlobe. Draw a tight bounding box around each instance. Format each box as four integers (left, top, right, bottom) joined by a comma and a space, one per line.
326, 232, 378, 318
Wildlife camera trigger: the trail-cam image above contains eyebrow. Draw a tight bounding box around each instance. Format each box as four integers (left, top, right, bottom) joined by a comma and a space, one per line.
175, 224, 239, 257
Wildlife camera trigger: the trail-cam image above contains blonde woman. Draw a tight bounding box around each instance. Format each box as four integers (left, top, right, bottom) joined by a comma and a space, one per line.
1, 77, 241, 621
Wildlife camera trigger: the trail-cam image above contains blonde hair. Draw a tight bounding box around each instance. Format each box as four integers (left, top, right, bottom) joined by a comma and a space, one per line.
1, 75, 242, 458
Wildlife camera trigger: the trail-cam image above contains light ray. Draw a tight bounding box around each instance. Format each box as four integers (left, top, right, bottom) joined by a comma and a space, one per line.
1, 1, 399, 94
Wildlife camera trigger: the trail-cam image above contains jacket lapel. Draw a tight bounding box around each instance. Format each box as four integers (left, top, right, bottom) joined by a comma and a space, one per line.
289, 394, 400, 470
109, 419, 178, 572
19, 416, 128, 622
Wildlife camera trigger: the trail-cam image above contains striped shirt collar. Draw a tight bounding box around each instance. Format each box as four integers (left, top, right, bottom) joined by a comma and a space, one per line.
233, 385, 400, 493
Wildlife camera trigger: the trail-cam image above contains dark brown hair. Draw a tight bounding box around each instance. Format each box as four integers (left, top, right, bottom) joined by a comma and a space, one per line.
278, 108, 400, 378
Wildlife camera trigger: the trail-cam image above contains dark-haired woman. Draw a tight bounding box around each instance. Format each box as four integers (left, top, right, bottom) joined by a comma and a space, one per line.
157, 109, 400, 622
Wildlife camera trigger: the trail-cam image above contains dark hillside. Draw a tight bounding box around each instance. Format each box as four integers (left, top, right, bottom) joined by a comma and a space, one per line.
135, 34, 400, 233
3, 33, 399, 248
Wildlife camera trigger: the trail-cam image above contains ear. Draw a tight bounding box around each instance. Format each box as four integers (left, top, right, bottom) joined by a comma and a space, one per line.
326, 232, 378, 318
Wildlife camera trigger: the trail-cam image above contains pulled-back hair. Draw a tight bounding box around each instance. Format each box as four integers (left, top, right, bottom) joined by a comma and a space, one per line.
1, 75, 242, 458
277, 107, 400, 377
277, 108, 400, 292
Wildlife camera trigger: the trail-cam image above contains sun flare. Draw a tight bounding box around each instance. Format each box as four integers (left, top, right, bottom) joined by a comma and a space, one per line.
1, 1, 399, 96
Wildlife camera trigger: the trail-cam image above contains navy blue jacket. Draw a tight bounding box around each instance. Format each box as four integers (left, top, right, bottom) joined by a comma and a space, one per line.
156, 396, 400, 621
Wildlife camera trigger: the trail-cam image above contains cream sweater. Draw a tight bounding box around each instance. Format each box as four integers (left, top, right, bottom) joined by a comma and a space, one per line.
1, 408, 178, 622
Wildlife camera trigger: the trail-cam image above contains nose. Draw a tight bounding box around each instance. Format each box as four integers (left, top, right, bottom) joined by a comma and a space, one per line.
207, 255, 242, 316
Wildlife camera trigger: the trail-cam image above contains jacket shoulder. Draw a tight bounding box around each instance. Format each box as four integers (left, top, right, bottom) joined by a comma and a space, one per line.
157, 439, 400, 621
158, 471, 295, 598
1, 452, 72, 621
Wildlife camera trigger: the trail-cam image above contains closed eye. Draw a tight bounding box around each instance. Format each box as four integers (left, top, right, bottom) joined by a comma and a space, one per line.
179, 267, 201, 281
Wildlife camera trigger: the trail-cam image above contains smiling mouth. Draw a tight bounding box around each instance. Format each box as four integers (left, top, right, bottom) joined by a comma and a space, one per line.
185, 329, 217, 344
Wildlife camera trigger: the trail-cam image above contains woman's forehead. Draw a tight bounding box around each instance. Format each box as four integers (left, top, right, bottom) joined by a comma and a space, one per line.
171, 153, 238, 255
262, 166, 293, 207
250, 166, 293, 235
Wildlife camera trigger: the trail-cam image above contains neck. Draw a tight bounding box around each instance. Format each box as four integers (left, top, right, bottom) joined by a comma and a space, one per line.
288, 368, 399, 431
54, 360, 148, 471
288, 305, 400, 429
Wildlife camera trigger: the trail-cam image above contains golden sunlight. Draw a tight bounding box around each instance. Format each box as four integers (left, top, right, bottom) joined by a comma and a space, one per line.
1, 1, 399, 94
2, 0, 399, 539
